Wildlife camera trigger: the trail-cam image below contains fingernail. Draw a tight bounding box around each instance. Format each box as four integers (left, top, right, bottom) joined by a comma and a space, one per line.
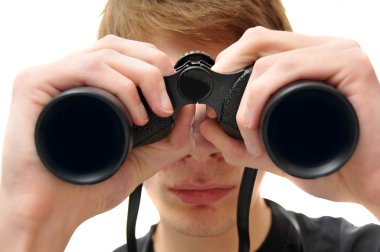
161, 91, 173, 113
242, 130, 263, 157
244, 139, 258, 156
243, 106, 253, 128
211, 62, 226, 73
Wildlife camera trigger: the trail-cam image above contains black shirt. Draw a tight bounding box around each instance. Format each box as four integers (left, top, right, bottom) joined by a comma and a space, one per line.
115, 199, 380, 252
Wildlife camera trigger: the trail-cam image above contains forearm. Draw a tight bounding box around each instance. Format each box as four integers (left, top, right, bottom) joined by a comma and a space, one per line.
0, 190, 76, 252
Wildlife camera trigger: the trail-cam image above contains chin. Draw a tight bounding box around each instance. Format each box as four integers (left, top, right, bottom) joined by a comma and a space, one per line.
161, 205, 237, 237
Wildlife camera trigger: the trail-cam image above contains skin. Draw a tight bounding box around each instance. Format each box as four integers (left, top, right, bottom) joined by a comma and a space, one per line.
0, 35, 196, 251
206, 27, 380, 216
143, 33, 271, 252
0, 27, 380, 251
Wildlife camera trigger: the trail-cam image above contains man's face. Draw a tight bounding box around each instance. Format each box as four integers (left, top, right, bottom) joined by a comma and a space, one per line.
143, 34, 264, 237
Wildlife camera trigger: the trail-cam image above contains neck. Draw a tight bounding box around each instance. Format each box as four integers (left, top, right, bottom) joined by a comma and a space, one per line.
153, 197, 271, 252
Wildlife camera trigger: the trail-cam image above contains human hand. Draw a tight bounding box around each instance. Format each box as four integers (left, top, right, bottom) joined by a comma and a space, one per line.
200, 27, 380, 218
0, 35, 195, 251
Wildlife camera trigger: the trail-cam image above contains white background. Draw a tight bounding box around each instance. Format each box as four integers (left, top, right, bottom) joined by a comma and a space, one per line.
0, 0, 379, 251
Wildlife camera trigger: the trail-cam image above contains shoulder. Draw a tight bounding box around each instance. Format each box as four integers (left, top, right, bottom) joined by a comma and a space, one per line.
294, 211, 380, 251
266, 199, 380, 251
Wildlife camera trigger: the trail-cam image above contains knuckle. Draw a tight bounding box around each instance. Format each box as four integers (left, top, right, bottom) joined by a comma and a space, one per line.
144, 65, 162, 80
99, 34, 121, 44
117, 83, 141, 111
150, 51, 170, 69
252, 56, 272, 76
239, 26, 269, 53
338, 38, 361, 50
243, 26, 268, 39
246, 79, 270, 107
345, 48, 373, 79
96, 48, 117, 58
350, 48, 371, 66
123, 79, 138, 94
13, 66, 41, 90
13, 67, 34, 87
273, 56, 296, 73
82, 56, 104, 72
141, 41, 158, 49
82, 49, 116, 72
246, 76, 261, 93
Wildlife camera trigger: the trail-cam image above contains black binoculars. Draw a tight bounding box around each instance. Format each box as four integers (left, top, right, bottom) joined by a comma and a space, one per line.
35, 51, 359, 184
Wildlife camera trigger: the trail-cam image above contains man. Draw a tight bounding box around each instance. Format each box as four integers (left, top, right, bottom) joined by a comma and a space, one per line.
0, 0, 379, 251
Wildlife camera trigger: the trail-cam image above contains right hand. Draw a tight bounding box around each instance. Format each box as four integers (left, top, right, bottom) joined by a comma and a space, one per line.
0, 35, 195, 250
201, 27, 380, 218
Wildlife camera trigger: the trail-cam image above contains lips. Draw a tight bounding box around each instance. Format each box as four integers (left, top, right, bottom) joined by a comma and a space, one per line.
169, 185, 235, 205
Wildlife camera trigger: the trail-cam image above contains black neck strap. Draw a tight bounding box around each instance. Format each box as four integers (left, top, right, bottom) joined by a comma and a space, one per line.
127, 183, 143, 252
126, 167, 258, 252
237, 168, 258, 252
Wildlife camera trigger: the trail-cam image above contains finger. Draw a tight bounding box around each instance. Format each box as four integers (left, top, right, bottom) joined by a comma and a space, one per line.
169, 104, 195, 147
199, 118, 251, 163
122, 105, 196, 186
199, 118, 277, 173
206, 105, 217, 119
88, 35, 175, 75
31, 54, 154, 125
23, 49, 174, 126
249, 38, 363, 82
212, 27, 336, 73
99, 49, 174, 117
200, 118, 282, 175
235, 47, 370, 153
53, 49, 173, 119
76, 61, 152, 125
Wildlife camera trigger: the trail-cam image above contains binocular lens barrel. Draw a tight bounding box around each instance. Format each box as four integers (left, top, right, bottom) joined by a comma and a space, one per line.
35, 88, 132, 184
262, 82, 359, 178
35, 82, 359, 184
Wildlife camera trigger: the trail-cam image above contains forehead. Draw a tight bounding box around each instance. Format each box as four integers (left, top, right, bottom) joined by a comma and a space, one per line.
145, 32, 228, 65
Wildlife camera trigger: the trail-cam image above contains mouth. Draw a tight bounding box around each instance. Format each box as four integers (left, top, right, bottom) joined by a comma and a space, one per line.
169, 185, 236, 205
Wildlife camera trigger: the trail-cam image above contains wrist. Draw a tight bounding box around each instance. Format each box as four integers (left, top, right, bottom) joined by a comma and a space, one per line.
0, 188, 78, 252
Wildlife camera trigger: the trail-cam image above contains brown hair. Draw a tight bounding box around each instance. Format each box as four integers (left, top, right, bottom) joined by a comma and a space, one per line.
98, 0, 292, 45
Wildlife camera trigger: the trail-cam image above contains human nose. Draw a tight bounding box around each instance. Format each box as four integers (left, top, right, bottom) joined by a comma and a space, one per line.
187, 104, 221, 162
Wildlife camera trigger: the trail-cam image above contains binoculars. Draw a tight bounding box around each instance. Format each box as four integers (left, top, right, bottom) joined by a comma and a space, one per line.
35, 51, 359, 184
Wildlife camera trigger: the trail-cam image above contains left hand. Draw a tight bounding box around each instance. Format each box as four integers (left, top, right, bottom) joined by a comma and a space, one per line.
199, 27, 380, 218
